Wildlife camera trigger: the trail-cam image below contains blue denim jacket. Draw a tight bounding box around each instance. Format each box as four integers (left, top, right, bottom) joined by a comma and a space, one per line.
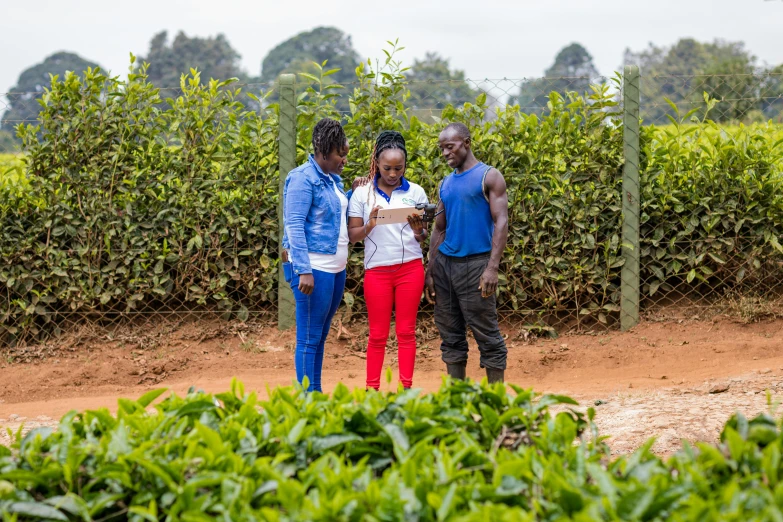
282, 154, 347, 275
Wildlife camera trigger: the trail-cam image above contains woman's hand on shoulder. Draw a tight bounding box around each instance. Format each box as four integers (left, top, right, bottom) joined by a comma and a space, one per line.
352, 177, 371, 192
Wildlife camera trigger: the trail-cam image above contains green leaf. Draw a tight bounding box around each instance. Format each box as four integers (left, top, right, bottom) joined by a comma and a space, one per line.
538, 394, 579, 407
343, 291, 355, 309
5, 502, 68, 521
44, 495, 90, 519
311, 434, 362, 452
288, 419, 307, 445
237, 305, 249, 323
437, 483, 458, 521
297, 72, 320, 83
176, 400, 217, 417
382, 423, 410, 456
137, 388, 168, 408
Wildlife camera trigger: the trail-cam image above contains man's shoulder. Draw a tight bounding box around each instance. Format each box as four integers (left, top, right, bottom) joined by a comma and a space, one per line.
483, 164, 504, 177
483, 166, 506, 188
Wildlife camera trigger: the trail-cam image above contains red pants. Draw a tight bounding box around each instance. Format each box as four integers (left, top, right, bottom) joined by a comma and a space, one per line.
364, 259, 425, 389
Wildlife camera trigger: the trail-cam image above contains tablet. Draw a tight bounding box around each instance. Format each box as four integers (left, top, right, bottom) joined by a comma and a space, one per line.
375, 206, 423, 225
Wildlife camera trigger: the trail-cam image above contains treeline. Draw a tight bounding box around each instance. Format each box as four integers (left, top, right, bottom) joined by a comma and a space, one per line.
0, 28, 477, 151
1, 29, 782, 152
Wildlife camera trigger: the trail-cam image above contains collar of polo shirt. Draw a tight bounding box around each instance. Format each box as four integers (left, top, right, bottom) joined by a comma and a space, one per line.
373, 174, 410, 204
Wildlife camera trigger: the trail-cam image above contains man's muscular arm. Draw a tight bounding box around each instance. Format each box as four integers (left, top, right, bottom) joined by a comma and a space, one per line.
479, 168, 509, 298
424, 199, 446, 300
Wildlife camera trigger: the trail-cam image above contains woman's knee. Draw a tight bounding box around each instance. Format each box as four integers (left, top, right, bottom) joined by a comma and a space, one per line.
394, 323, 416, 342
368, 327, 391, 346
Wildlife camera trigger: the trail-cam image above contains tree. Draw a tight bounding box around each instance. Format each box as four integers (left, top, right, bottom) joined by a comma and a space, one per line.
544, 43, 602, 79
137, 31, 264, 111
624, 38, 762, 124
140, 31, 246, 89
1, 51, 100, 131
261, 27, 360, 86
406, 52, 481, 117
759, 64, 783, 122
512, 43, 601, 116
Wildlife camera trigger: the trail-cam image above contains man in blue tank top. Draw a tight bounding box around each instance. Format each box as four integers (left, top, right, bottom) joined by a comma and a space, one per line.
425, 122, 509, 383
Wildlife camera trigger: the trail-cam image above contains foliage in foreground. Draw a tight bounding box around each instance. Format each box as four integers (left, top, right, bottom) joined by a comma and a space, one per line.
2, 379, 783, 520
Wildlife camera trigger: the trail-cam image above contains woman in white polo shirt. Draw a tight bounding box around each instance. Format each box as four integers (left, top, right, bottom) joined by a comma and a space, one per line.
348, 131, 428, 390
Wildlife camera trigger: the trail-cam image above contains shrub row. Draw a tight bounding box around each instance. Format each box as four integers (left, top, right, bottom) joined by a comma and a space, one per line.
1, 54, 782, 344
0, 154, 27, 200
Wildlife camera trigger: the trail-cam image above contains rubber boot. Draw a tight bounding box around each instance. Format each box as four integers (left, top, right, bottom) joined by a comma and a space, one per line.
486, 368, 504, 384
446, 363, 467, 380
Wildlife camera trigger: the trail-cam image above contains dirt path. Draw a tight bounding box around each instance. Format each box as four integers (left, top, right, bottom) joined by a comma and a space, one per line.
2, 317, 782, 455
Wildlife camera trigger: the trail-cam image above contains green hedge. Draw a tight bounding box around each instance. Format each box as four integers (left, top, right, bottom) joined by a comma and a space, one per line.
1, 53, 782, 344
2, 379, 783, 520
640, 118, 783, 301
0, 154, 27, 200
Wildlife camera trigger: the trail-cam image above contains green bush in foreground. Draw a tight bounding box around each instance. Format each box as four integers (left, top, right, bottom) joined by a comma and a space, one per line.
1, 380, 783, 521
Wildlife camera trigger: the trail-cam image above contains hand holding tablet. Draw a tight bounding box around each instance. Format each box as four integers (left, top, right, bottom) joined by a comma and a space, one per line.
374, 206, 424, 225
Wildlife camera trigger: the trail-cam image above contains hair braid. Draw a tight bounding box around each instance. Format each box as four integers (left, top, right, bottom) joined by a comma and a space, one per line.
312, 118, 347, 158
365, 131, 407, 207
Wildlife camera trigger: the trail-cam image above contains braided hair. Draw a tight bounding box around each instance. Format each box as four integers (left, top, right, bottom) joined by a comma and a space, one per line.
365, 131, 407, 206
312, 118, 347, 158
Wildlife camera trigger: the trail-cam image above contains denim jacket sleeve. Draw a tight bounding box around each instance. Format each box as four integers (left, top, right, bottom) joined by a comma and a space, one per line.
284, 172, 313, 275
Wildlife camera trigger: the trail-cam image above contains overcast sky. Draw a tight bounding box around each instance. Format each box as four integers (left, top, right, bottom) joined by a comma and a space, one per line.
1, 0, 781, 96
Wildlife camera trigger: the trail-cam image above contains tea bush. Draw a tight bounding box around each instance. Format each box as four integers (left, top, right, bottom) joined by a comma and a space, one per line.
1, 48, 782, 344
640, 118, 783, 302
2, 380, 783, 520
1, 60, 282, 343
0, 154, 27, 200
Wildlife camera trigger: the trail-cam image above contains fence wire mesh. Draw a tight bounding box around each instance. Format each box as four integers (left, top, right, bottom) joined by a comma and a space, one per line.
637, 72, 783, 324
1, 70, 782, 350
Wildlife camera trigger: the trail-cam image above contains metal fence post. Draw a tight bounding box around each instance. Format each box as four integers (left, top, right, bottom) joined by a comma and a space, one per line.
278, 74, 296, 330
621, 65, 641, 331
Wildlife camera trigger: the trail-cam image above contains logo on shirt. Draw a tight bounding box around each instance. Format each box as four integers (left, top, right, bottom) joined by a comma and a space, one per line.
402, 197, 415, 205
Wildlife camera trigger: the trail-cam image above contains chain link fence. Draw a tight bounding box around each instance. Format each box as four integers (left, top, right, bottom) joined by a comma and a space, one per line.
637, 72, 783, 324
1, 69, 782, 350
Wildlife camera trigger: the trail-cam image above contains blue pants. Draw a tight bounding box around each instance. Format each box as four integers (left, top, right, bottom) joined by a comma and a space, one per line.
289, 268, 346, 392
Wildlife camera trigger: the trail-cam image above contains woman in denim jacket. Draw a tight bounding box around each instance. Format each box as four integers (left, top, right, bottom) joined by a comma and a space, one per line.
281, 118, 354, 392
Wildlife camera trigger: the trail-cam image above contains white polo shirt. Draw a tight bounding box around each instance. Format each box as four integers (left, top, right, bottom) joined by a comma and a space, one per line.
348, 177, 429, 270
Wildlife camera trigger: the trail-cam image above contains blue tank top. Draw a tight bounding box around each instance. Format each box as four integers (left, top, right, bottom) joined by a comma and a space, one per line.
439, 162, 494, 257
